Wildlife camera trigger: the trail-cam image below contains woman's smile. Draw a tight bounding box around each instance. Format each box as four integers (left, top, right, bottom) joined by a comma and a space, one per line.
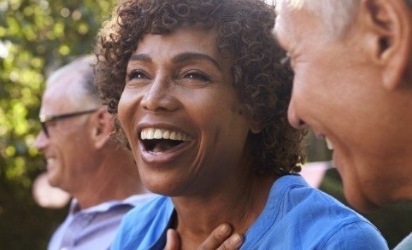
138, 125, 195, 163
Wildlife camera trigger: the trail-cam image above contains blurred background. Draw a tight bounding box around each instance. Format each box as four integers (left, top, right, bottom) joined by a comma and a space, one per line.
0, 0, 411, 249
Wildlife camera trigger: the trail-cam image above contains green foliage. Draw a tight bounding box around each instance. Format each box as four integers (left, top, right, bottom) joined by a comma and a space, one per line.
0, 0, 115, 248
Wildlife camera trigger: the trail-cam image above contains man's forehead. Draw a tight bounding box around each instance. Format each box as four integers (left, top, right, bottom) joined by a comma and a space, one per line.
45, 63, 87, 101
40, 86, 71, 114
41, 75, 81, 115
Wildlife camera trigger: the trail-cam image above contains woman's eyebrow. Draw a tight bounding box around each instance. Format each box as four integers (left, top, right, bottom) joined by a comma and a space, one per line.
129, 54, 152, 63
172, 52, 222, 71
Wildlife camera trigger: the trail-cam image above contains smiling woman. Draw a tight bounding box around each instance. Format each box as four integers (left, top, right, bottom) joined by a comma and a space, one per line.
93, 0, 388, 249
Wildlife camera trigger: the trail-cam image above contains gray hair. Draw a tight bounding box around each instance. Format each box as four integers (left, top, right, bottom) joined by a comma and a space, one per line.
46, 55, 101, 108
76, 56, 101, 106
276, 0, 412, 40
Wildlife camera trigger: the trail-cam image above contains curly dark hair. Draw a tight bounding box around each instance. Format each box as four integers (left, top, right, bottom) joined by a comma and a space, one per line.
94, 0, 307, 175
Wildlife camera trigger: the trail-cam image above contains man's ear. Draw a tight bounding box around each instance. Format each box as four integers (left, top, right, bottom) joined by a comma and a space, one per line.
362, 0, 411, 90
91, 107, 115, 148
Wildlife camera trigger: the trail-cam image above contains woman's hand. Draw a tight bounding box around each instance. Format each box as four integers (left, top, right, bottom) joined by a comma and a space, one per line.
164, 224, 243, 250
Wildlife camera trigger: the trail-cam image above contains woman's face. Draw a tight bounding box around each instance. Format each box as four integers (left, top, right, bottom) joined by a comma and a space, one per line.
118, 26, 254, 196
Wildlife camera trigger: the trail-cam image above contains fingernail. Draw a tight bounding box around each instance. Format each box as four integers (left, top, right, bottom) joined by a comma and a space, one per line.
219, 224, 230, 235
229, 234, 243, 246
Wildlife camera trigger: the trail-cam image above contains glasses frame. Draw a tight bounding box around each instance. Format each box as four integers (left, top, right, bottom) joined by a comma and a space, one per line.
39, 108, 98, 138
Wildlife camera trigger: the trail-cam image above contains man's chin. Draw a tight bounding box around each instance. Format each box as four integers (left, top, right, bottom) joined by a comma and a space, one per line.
46, 174, 59, 188
342, 184, 382, 213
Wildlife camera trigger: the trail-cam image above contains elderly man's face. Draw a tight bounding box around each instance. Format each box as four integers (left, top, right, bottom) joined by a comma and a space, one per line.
34, 74, 97, 193
274, 1, 411, 212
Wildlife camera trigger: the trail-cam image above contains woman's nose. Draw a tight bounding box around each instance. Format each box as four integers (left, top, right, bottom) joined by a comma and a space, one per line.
140, 77, 179, 112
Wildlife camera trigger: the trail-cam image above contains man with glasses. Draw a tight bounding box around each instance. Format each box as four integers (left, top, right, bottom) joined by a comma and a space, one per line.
34, 55, 155, 250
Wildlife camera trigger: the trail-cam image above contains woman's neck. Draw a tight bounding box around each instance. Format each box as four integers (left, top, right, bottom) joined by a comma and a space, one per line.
172, 174, 278, 250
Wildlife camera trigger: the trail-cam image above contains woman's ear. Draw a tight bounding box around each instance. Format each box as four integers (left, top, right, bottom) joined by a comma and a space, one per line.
91, 107, 115, 148
249, 114, 263, 134
362, 0, 412, 90
239, 105, 263, 134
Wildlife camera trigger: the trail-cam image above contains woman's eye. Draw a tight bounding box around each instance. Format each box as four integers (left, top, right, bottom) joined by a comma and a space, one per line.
184, 71, 211, 82
127, 69, 148, 81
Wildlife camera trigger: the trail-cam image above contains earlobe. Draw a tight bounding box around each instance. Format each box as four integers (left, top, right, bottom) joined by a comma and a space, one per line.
250, 118, 263, 134
364, 0, 411, 90
250, 127, 261, 134
240, 106, 263, 134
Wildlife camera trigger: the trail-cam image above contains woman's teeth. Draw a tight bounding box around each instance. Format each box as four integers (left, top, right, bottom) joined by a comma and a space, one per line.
140, 128, 191, 141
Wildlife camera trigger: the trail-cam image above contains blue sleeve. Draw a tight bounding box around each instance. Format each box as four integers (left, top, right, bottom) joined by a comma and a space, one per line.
321, 221, 389, 250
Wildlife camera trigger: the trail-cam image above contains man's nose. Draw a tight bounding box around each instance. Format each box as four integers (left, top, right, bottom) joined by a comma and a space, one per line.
34, 131, 48, 150
288, 100, 307, 129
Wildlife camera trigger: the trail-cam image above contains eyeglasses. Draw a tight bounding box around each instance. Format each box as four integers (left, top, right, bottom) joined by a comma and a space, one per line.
39, 109, 98, 138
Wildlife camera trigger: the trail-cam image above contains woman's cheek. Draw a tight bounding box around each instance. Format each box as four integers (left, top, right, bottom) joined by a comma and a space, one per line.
118, 92, 136, 139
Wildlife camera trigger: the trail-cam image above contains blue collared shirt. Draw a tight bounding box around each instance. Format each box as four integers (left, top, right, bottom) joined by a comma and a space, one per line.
48, 194, 156, 250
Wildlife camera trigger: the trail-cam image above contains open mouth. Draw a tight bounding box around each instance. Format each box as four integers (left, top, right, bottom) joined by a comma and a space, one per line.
140, 128, 192, 153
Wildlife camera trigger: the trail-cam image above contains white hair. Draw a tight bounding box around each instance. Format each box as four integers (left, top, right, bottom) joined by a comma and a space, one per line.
275, 0, 360, 40
276, 0, 412, 39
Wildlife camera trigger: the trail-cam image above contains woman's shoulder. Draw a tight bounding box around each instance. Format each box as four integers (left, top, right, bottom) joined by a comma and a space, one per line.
258, 175, 388, 249
111, 195, 174, 250
273, 174, 351, 211
243, 175, 388, 249
273, 175, 368, 223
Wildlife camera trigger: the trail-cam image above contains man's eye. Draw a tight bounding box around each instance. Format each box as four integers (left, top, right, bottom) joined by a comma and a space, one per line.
45, 120, 57, 127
